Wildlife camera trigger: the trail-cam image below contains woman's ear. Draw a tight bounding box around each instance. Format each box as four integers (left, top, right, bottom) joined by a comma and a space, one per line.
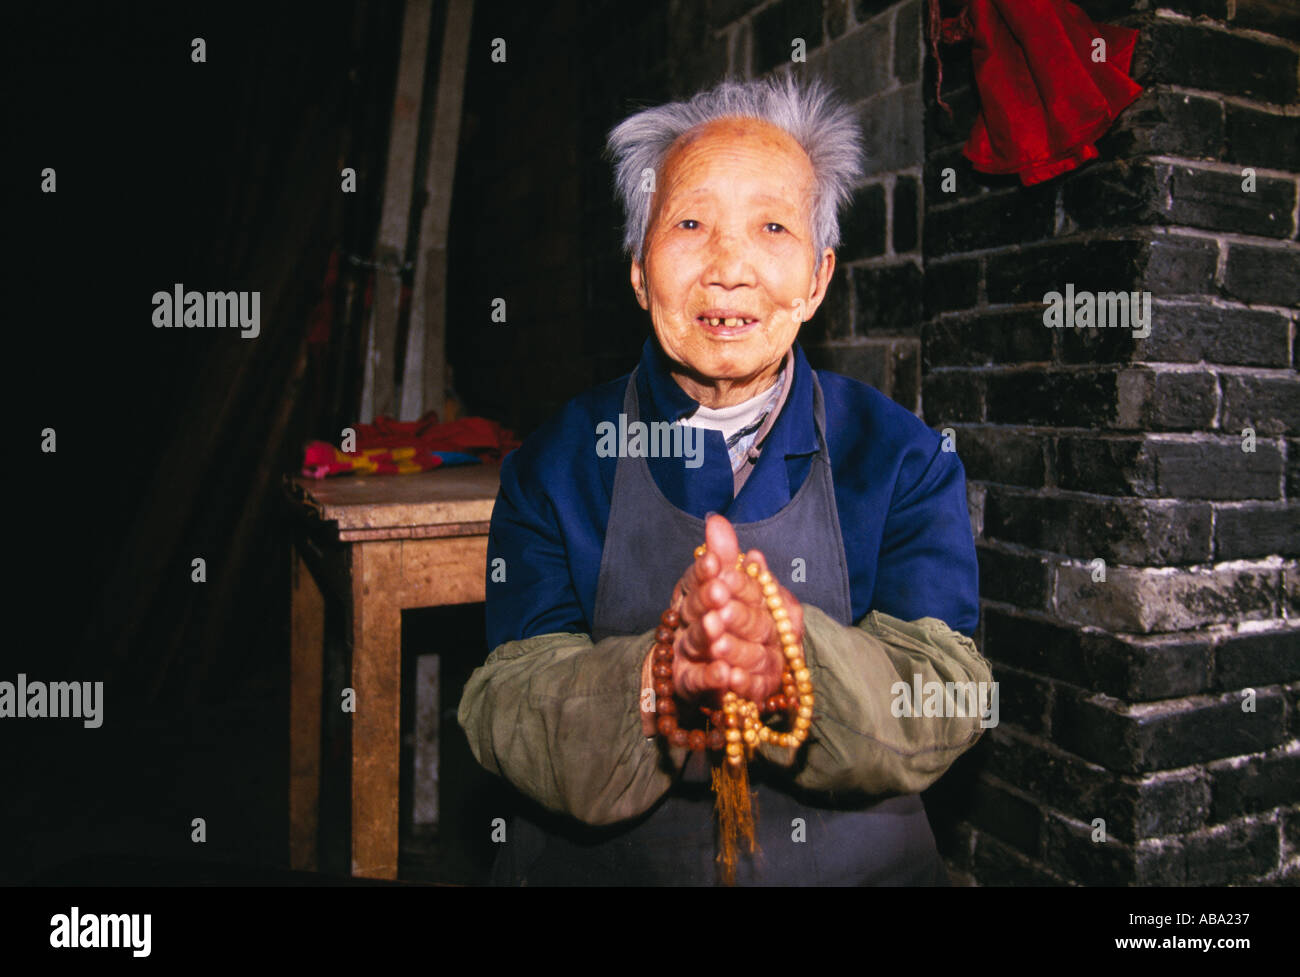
802, 248, 836, 319
630, 261, 650, 310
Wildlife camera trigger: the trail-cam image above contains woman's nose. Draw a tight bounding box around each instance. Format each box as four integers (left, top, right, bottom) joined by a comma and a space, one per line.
702, 228, 756, 287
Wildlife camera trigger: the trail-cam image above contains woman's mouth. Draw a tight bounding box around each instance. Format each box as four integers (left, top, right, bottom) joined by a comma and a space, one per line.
696, 313, 759, 336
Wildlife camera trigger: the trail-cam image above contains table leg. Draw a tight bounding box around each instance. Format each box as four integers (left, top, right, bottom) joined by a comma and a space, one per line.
289, 547, 324, 871
349, 541, 404, 879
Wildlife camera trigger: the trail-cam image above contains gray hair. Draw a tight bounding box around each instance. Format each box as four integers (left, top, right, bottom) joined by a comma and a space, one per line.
605, 74, 863, 268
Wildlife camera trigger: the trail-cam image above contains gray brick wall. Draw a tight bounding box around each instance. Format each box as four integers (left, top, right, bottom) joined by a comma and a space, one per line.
923, 0, 1299, 884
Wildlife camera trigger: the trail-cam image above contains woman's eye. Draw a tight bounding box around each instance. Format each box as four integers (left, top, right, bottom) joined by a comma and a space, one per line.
763, 223, 787, 234
678, 219, 700, 230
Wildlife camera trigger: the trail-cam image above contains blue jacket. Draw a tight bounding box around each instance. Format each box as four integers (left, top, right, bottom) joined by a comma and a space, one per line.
486, 337, 979, 650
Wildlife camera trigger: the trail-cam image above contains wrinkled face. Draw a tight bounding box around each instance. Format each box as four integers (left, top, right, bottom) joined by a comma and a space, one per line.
631, 117, 834, 407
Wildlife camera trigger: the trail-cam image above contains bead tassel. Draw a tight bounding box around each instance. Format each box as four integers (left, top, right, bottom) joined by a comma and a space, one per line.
653, 545, 814, 884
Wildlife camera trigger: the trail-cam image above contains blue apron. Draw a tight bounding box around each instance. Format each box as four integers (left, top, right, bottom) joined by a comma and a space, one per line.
492, 366, 949, 885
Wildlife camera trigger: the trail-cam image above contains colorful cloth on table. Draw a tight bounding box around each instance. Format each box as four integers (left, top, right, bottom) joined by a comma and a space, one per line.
301, 413, 519, 478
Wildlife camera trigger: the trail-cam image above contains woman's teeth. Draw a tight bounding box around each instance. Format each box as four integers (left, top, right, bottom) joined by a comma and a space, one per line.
702, 317, 755, 327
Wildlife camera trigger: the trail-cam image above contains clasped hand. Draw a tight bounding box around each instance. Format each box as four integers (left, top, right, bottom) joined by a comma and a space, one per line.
668, 513, 804, 706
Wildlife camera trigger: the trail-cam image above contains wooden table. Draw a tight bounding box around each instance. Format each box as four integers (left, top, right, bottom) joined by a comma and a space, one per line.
285, 463, 499, 879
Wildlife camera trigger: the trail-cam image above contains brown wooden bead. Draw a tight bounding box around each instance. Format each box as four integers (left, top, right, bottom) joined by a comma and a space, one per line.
712, 710, 729, 729
662, 609, 680, 628
655, 627, 673, 644
654, 681, 672, 701
656, 696, 676, 716
707, 730, 725, 751
656, 715, 677, 736
688, 729, 706, 752
652, 662, 672, 680
670, 727, 689, 748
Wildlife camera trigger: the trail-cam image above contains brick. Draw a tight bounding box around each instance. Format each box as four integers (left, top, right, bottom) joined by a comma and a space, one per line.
1143, 235, 1221, 297
1141, 303, 1291, 369
1209, 744, 1300, 825
824, 17, 890, 101
983, 488, 1212, 564
1222, 373, 1300, 437
1060, 302, 1291, 369
858, 84, 923, 176
893, 0, 921, 83
1063, 161, 1297, 238
852, 261, 923, 334
925, 186, 1056, 258
804, 337, 919, 409
1215, 628, 1300, 689
1054, 562, 1282, 633
922, 370, 984, 423
984, 608, 1214, 699
1076, 433, 1289, 498
1285, 560, 1300, 618
952, 426, 1045, 487
985, 237, 1217, 306
1225, 104, 1300, 173
1040, 811, 1139, 883
838, 183, 887, 262
970, 831, 1063, 885
1133, 20, 1300, 103
922, 257, 979, 316
1183, 818, 1281, 883
1057, 435, 1285, 500
1062, 160, 1165, 230
969, 776, 1042, 852
985, 370, 1121, 427
1221, 244, 1300, 309
1054, 688, 1288, 773
1214, 502, 1300, 559
892, 174, 918, 253
752, 0, 825, 74
925, 308, 1052, 368
981, 368, 1217, 431
1166, 163, 1296, 239
993, 666, 1053, 735
1128, 773, 1214, 842
1095, 89, 1224, 162
978, 543, 1049, 608
1116, 368, 1219, 431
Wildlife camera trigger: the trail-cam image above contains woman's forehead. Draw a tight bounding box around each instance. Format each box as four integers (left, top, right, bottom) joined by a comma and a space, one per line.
661, 117, 815, 193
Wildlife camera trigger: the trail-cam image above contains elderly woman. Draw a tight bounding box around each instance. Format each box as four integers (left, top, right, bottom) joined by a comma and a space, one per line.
458, 75, 990, 885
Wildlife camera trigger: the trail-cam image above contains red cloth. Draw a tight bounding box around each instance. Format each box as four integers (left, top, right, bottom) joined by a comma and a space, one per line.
937, 0, 1142, 185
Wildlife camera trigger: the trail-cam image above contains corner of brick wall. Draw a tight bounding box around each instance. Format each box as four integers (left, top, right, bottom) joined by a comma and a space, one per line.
921, 0, 1299, 884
